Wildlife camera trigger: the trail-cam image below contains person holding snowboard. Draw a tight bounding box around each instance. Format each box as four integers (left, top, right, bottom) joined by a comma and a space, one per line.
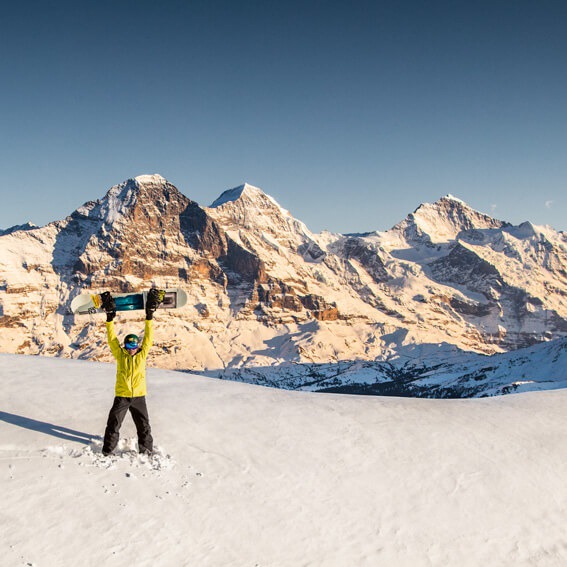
101, 288, 164, 457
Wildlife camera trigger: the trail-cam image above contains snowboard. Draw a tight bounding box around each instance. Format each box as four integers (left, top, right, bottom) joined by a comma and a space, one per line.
70, 288, 187, 315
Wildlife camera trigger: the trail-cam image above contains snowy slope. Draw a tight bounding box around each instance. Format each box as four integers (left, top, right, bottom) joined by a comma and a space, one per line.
216, 336, 567, 397
1, 354, 566, 567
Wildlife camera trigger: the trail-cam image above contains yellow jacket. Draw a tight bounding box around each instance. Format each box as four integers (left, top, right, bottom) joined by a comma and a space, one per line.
106, 320, 153, 397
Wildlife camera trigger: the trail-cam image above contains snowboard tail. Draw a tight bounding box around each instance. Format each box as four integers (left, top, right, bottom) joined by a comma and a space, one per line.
71, 289, 187, 315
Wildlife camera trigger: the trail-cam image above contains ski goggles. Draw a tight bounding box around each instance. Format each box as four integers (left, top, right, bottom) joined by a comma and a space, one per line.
124, 338, 139, 350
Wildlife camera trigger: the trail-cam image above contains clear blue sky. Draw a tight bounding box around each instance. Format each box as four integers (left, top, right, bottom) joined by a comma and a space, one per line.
1, 0, 566, 233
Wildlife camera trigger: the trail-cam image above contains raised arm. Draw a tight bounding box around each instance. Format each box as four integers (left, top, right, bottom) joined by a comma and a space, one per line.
139, 319, 154, 358
138, 289, 162, 357
100, 291, 121, 359
106, 321, 122, 359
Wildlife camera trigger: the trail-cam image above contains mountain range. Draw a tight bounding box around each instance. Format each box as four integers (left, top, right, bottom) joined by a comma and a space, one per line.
1, 174, 566, 396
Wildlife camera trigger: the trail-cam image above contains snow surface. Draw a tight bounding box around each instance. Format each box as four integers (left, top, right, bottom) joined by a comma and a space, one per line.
2, 354, 566, 566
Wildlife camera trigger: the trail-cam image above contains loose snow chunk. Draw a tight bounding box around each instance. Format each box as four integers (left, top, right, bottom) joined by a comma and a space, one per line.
81, 438, 175, 471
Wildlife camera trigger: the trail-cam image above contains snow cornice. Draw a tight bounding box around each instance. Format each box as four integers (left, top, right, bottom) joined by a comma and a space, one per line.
134, 173, 168, 185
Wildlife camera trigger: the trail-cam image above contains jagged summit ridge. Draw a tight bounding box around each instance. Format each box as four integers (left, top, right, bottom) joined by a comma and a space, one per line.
439, 194, 467, 205
0, 221, 38, 236
392, 194, 507, 244
207, 182, 312, 242
73, 174, 189, 226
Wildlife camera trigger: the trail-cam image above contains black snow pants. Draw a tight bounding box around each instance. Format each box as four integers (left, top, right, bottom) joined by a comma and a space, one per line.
102, 396, 153, 455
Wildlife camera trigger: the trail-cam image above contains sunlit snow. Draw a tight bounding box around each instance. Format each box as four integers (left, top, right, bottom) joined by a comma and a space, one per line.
1, 354, 566, 566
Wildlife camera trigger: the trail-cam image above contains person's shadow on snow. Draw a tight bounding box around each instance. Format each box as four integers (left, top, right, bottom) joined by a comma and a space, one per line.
0, 411, 97, 445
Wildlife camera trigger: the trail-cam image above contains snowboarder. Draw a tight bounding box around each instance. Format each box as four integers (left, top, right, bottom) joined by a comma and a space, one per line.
101, 289, 164, 457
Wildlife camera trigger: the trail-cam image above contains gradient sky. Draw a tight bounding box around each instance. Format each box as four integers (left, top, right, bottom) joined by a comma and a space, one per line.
1, 0, 566, 233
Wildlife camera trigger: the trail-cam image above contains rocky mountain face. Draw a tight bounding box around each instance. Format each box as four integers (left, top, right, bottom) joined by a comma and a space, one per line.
1, 175, 566, 396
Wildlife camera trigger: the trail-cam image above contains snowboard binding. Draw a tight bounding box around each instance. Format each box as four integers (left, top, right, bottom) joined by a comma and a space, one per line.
145, 288, 165, 319
99, 291, 116, 313
99, 291, 117, 322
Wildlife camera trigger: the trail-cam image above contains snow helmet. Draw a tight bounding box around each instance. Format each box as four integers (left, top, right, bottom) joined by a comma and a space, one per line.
124, 333, 139, 351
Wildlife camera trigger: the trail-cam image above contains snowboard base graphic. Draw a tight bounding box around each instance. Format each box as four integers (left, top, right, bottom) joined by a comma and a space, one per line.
70, 288, 187, 315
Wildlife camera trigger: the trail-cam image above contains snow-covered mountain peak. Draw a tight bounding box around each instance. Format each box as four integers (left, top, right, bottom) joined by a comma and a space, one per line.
504, 220, 552, 241
439, 194, 466, 205
207, 183, 313, 242
392, 195, 507, 244
133, 173, 168, 186
209, 183, 268, 207
73, 175, 190, 227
